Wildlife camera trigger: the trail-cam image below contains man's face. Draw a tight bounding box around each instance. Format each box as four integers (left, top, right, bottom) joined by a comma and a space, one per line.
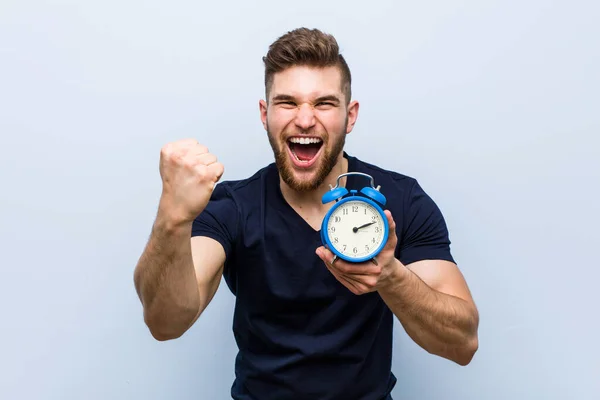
260, 65, 359, 192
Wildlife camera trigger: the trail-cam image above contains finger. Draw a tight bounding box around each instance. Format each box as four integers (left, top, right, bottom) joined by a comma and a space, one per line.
323, 260, 363, 294
316, 247, 346, 271
323, 260, 345, 282
336, 271, 378, 290
196, 152, 218, 166
382, 210, 398, 251
317, 247, 348, 280
335, 261, 382, 276
207, 162, 225, 182
333, 269, 373, 294
316, 247, 381, 276
191, 144, 209, 155
174, 139, 202, 155
317, 247, 378, 293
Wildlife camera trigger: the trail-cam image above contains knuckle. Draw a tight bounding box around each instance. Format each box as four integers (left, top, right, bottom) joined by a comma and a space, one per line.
186, 161, 198, 171
163, 143, 188, 161
337, 263, 349, 273
183, 154, 198, 167
215, 163, 225, 176
194, 164, 207, 176
160, 143, 174, 157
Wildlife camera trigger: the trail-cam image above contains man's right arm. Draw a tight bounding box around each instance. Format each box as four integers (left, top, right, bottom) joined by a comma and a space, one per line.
133, 138, 227, 341
133, 209, 226, 341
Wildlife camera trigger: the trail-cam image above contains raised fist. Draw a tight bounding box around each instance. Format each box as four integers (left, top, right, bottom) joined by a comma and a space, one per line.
158, 139, 224, 224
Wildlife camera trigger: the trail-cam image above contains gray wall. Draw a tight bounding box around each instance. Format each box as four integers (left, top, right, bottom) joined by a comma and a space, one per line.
1, 0, 598, 399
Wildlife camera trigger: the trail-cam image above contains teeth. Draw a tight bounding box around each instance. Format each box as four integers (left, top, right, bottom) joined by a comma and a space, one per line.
289, 137, 322, 145
290, 147, 309, 163
292, 151, 305, 162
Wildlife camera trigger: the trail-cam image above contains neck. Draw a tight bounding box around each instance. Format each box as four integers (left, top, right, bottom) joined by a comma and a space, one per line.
279, 152, 349, 210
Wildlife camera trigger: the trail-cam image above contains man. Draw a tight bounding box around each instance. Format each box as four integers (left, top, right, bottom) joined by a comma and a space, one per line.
134, 28, 479, 400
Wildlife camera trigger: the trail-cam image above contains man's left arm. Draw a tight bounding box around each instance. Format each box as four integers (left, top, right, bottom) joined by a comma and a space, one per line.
316, 209, 479, 366
378, 249, 479, 366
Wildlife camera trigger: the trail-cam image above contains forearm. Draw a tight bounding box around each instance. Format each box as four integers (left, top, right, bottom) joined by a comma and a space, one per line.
134, 210, 200, 340
378, 260, 479, 365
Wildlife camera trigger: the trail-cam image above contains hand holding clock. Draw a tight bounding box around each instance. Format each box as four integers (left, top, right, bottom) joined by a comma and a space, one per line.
316, 209, 400, 295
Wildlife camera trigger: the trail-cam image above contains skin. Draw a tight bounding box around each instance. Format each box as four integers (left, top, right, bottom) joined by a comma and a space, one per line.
262, 65, 479, 365
259, 65, 359, 229
134, 140, 226, 341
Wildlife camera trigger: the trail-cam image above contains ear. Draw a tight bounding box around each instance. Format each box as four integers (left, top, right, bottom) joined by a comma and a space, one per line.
345, 100, 359, 134
259, 99, 268, 131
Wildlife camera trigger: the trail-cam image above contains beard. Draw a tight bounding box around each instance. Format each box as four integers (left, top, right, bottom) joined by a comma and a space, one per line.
267, 121, 347, 192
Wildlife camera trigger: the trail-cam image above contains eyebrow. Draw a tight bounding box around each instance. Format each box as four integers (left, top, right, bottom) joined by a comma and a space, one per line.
314, 95, 341, 104
272, 94, 296, 102
271, 94, 341, 104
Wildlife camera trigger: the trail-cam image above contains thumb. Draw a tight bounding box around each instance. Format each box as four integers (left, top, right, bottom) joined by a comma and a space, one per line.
383, 210, 398, 250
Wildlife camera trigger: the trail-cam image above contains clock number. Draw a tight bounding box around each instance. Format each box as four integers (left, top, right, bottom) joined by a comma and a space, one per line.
375, 227, 380, 233
330, 226, 336, 233
334, 216, 341, 223
343, 245, 347, 252
365, 245, 370, 252
334, 237, 338, 244
372, 237, 376, 243
352, 205, 359, 213
353, 247, 358, 254
371, 215, 376, 222
343, 209, 348, 215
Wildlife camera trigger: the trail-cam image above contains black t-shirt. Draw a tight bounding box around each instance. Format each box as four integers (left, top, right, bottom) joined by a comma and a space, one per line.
192, 152, 455, 400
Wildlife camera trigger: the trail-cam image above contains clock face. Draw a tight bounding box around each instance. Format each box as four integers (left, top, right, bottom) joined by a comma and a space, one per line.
325, 199, 387, 260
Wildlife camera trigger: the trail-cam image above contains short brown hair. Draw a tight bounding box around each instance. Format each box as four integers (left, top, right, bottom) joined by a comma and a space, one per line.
263, 28, 352, 104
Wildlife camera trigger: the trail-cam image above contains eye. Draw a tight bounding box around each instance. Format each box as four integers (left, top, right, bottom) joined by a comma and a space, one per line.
316, 102, 335, 108
276, 101, 296, 108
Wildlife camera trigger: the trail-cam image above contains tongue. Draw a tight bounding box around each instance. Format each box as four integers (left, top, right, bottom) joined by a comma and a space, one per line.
293, 143, 321, 161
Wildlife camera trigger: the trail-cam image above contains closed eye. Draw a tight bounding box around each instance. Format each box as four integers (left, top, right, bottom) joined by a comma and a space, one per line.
276, 101, 297, 107
315, 101, 337, 110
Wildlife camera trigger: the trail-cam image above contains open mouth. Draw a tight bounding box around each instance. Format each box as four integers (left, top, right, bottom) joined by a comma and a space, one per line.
287, 137, 323, 166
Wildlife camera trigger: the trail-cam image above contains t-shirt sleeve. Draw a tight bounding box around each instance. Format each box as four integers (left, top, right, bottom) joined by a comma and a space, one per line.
191, 183, 239, 260
397, 179, 456, 266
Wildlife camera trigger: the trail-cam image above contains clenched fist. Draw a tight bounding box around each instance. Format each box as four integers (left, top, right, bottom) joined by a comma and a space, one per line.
158, 139, 224, 225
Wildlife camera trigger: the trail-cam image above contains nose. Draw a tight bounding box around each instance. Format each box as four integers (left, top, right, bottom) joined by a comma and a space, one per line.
294, 103, 316, 131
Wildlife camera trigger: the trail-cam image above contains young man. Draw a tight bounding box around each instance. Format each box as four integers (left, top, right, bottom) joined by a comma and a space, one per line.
134, 28, 479, 400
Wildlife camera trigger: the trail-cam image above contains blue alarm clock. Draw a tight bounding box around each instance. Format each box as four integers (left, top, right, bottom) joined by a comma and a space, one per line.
321, 172, 389, 263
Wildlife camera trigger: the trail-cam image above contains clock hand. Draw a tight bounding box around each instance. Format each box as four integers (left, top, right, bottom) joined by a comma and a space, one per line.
352, 221, 376, 233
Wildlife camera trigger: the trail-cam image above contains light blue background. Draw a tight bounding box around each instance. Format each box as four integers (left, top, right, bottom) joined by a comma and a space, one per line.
1, 1, 598, 399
